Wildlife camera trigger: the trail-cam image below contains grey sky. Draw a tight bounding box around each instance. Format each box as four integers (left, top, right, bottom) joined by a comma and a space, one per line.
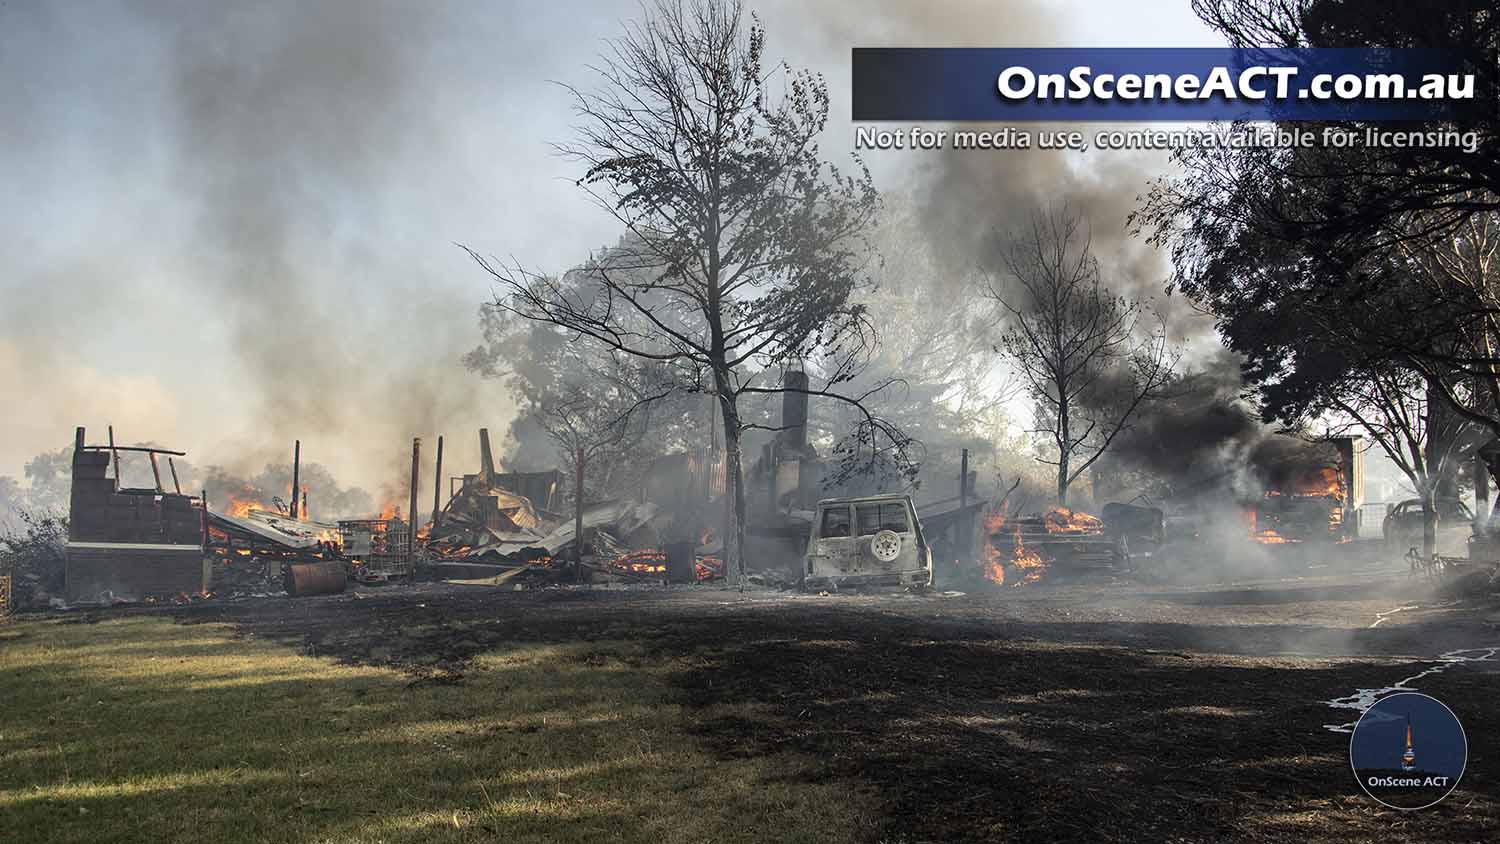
0, 0, 1219, 498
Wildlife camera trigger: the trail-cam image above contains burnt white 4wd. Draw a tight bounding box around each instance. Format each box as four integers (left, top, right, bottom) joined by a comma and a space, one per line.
803, 494, 933, 589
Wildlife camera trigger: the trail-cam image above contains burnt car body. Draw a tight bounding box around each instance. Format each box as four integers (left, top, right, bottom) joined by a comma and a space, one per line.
1383, 498, 1473, 554
803, 494, 933, 589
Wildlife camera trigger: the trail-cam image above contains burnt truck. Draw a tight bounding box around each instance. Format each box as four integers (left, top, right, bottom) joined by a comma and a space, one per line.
802, 494, 934, 589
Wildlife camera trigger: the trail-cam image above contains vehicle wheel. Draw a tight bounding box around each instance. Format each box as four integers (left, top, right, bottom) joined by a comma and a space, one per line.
870, 530, 902, 562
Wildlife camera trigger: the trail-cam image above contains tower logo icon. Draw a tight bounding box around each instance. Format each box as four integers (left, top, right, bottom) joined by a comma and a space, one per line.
1350, 692, 1466, 810
1401, 717, 1416, 772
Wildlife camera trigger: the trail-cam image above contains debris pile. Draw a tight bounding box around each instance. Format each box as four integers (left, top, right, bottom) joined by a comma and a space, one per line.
422, 470, 723, 584
981, 505, 1126, 586
205, 506, 343, 596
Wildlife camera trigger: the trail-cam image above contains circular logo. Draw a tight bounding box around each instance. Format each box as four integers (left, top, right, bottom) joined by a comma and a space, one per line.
1350, 692, 1467, 810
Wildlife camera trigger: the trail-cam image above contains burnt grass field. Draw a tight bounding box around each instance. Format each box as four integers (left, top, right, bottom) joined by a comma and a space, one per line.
84, 564, 1500, 843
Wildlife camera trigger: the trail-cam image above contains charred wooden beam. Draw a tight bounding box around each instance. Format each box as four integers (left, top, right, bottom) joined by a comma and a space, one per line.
80, 445, 187, 456
107, 425, 121, 481
289, 440, 301, 520
432, 435, 444, 529
408, 437, 422, 557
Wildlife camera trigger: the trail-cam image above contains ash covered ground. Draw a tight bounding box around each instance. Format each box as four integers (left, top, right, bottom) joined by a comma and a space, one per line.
84, 557, 1497, 843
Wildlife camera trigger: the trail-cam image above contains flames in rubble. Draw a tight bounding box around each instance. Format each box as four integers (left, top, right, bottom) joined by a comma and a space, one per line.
1042, 507, 1103, 534
613, 549, 667, 574
980, 506, 1117, 587
225, 486, 271, 518
981, 508, 1049, 587
608, 549, 724, 581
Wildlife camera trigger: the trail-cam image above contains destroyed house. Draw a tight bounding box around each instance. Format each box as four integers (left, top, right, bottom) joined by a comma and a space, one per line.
65, 426, 208, 603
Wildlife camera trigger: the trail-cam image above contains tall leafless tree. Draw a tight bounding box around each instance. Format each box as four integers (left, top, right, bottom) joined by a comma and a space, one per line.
984, 206, 1178, 506
463, 0, 908, 584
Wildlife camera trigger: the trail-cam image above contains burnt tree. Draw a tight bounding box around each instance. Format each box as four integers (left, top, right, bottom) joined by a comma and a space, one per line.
984, 206, 1177, 506
464, 0, 907, 584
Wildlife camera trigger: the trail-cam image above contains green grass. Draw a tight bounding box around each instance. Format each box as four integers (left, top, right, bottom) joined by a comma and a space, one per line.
0, 617, 876, 843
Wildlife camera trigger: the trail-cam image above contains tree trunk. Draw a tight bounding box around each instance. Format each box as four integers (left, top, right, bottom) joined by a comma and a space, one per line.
713, 370, 746, 589
1421, 482, 1438, 559
574, 447, 585, 584
1422, 376, 1443, 558
1056, 392, 1070, 506
1475, 455, 1490, 533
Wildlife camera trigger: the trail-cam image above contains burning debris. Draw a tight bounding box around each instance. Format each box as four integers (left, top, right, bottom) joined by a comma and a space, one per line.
980, 503, 1127, 587
418, 430, 724, 585
1246, 466, 1349, 546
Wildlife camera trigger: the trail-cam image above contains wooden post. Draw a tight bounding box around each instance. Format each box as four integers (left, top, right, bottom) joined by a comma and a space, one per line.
149, 452, 163, 492
431, 435, 444, 529
289, 440, 301, 519
960, 449, 970, 508
107, 425, 121, 482
574, 448, 585, 584
74, 426, 86, 452
408, 438, 422, 558
168, 457, 182, 494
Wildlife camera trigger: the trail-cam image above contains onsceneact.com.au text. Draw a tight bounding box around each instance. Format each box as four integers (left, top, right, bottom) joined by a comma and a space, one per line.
997, 65, 1476, 102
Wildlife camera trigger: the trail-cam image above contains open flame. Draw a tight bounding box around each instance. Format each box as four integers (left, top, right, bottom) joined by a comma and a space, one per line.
1042, 507, 1103, 534
980, 507, 1055, 587
225, 486, 274, 518
1248, 467, 1346, 544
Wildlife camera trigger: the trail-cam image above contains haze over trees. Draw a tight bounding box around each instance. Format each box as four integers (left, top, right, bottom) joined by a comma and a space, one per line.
464, 0, 911, 584
985, 206, 1178, 506
1134, 0, 1500, 552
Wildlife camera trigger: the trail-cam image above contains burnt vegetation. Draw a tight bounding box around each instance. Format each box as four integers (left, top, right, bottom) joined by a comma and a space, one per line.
8, 1, 1500, 843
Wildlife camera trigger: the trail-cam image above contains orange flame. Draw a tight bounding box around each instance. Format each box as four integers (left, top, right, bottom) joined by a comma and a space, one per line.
979, 507, 1054, 587
612, 549, 667, 574
226, 494, 272, 518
